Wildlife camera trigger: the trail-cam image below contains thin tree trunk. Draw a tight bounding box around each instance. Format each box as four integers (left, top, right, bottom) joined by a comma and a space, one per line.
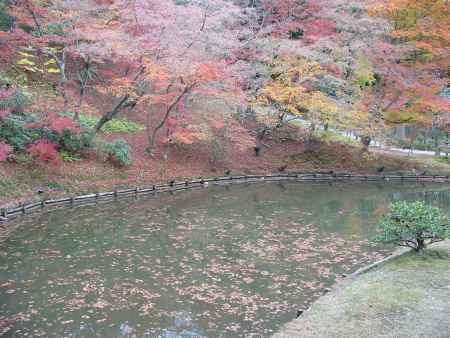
361, 135, 371, 152
75, 60, 91, 121
47, 49, 68, 111
415, 238, 425, 252
94, 66, 145, 132
95, 95, 129, 132
58, 50, 68, 111
26, 6, 42, 34
254, 126, 270, 157
146, 82, 196, 155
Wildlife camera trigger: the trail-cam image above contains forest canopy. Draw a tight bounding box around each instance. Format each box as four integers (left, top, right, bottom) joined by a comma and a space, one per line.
0, 0, 448, 167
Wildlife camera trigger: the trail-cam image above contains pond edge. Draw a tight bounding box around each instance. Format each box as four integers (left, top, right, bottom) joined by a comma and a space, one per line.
271, 247, 414, 337
2, 172, 450, 224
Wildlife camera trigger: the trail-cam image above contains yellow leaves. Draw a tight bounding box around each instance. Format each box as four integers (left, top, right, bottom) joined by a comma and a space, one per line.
367, 4, 385, 17
371, 0, 449, 57
44, 59, 56, 66
350, 110, 378, 136
288, 60, 322, 81
384, 100, 434, 127
20, 66, 42, 73
18, 52, 34, 58
17, 59, 36, 66
46, 68, 60, 73
271, 57, 323, 86
302, 91, 344, 128
144, 62, 168, 83
17, 57, 43, 73
306, 92, 337, 113
256, 56, 345, 129
256, 57, 320, 117
258, 82, 305, 111
45, 47, 60, 54
16, 47, 60, 75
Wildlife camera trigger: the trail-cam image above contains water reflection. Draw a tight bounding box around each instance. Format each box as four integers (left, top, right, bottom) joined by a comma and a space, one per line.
154, 312, 206, 338
64, 313, 207, 338
1, 182, 450, 337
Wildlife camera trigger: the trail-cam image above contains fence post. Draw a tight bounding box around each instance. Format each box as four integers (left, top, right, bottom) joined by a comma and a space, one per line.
6, 173, 450, 223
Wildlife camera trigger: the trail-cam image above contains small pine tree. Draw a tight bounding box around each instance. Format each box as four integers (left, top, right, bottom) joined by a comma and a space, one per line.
377, 201, 450, 252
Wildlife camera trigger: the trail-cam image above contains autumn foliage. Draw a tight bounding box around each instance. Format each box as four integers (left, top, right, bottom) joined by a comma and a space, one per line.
0, 0, 448, 170
368, 0, 450, 127
26, 112, 82, 135
27, 139, 60, 165
0, 142, 13, 162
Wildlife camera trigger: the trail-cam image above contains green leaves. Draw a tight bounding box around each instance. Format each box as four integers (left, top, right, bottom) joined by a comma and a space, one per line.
376, 201, 450, 252
95, 138, 132, 167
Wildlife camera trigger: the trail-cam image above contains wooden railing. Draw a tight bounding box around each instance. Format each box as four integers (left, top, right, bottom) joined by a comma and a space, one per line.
2, 173, 450, 223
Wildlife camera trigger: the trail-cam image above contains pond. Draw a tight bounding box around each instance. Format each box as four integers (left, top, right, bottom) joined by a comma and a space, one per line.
1, 182, 450, 337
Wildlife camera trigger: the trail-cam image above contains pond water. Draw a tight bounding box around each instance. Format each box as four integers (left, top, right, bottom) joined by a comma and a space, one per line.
2, 182, 450, 337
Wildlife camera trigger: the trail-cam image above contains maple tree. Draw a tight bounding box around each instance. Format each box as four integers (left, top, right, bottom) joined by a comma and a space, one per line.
143, 62, 228, 155
0, 0, 250, 166
1, 0, 446, 168
73, 54, 97, 120
76, 0, 245, 155
8, 0, 47, 34
254, 56, 345, 147
367, 0, 449, 129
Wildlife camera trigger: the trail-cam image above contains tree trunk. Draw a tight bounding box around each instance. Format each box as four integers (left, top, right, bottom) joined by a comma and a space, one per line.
361, 136, 371, 152
26, 6, 42, 35
95, 65, 145, 132
75, 60, 91, 121
146, 83, 195, 155
60, 52, 68, 111
75, 90, 83, 121
415, 238, 426, 252
95, 95, 129, 132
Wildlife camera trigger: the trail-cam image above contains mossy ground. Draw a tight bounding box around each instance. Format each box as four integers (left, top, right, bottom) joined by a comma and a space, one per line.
272, 241, 450, 338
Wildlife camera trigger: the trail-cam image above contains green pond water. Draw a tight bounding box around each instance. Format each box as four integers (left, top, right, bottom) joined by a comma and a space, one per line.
2, 182, 450, 337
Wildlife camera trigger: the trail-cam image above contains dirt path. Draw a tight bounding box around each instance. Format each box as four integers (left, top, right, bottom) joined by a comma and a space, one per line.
272, 241, 450, 338
371, 147, 445, 158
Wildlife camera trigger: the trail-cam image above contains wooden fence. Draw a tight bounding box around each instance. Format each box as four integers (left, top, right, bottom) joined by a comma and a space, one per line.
2, 172, 450, 223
